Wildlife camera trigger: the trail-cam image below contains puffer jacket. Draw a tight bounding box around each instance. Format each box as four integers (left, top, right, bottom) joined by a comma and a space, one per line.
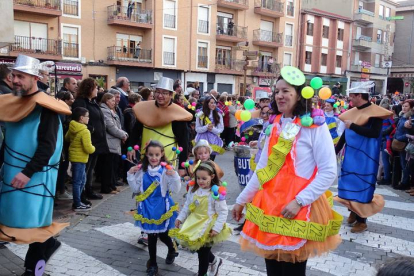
65, 120, 96, 163
395, 111, 414, 142
100, 103, 128, 155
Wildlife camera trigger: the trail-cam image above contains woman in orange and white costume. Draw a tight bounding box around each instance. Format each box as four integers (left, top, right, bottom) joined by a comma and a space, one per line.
232, 67, 342, 275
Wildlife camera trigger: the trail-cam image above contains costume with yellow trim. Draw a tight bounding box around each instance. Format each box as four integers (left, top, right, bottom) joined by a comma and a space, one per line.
335, 103, 392, 218
195, 111, 225, 155
240, 115, 342, 263
132, 100, 192, 165
0, 92, 71, 244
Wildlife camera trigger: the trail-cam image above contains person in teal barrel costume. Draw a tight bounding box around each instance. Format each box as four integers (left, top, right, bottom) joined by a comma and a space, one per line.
0, 55, 71, 276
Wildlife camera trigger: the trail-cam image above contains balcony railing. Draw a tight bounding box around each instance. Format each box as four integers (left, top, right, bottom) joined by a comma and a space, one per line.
216, 58, 245, 71
107, 5, 152, 24
254, 61, 280, 74
63, 42, 79, 58
287, 4, 294, 16
220, 0, 248, 5
357, 35, 372, 42
255, 0, 284, 13
198, 20, 209, 34
253, 29, 283, 44
163, 51, 175, 65
198, 55, 208, 68
357, 8, 375, 17
285, 35, 293, 46
107, 46, 152, 63
164, 14, 176, 28
14, 0, 61, 10
63, 0, 78, 16
10, 35, 61, 56
216, 23, 247, 39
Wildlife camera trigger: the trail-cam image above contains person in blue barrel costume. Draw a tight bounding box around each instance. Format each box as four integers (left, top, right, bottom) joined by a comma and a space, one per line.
335, 81, 392, 234
0, 55, 71, 276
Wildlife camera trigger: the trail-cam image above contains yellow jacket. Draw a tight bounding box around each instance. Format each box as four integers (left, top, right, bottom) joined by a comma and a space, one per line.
65, 120, 95, 163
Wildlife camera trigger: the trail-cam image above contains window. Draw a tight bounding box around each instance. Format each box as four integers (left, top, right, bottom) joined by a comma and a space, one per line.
383, 31, 388, 43
217, 12, 233, 35
322, 26, 329, 39
164, 0, 176, 29
375, 54, 380, 67
379, 5, 384, 18
358, 1, 363, 10
377, 30, 382, 43
197, 41, 208, 68
337, 28, 344, 41
198, 6, 209, 34
115, 34, 142, 59
13, 21, 49, 53
62, 25, 80, 58
287, 0, 294, 17
283, 53, 292, 66
385, 7, 390, 19
321, 53, 327, 66
163, 37, 176, 66
306, 22, 314, 36
305, 51, 312, 64
63, 0, 80, 17
216, 47, 232, 68
285, 23, 293, 47
336, 55, 342, 68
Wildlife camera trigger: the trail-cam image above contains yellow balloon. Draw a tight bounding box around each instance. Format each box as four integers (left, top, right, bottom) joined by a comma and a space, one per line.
319, 87, 332, 100
301, 86, 314, 99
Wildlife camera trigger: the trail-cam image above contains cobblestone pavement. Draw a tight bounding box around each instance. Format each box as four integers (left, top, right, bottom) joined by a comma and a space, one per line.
1, 151, 414, 276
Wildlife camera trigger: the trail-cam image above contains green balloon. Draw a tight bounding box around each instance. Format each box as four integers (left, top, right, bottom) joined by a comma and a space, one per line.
240, 110, 252, 122
301, 86, 314, 99
310, 77, 323, 90
244, 99, 255, 110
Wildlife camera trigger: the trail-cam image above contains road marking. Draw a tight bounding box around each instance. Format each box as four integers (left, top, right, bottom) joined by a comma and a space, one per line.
6, 242, 127, 276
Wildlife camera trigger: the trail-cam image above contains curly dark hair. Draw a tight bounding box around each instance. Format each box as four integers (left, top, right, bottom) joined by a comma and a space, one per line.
270, 76, 312, 117
76, 78, 97, 99
141, 140, 168, 172
192, 160, 220, 193
202, 97, 220, 126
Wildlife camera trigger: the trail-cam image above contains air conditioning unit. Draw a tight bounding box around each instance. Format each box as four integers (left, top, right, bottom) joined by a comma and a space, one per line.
81, 57, 86, 64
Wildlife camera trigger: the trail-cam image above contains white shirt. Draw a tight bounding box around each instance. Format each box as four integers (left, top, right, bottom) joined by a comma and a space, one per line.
236, 117, 337, 207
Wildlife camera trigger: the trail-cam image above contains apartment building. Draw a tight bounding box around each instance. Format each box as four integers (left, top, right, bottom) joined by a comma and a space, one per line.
389, 0, 414, 94
0, 1, 14, 49
347, 0, 397, 94
297, 8, 352, 94
2, 0, 299, 94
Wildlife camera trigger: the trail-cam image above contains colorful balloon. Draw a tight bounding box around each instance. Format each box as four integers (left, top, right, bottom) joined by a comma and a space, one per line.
301, 86, 314, 99
221, 181, 228, 187
244, 99, 255, 110
191, 102, 196, 106
240, 110, 252, 122
172, 147, 177, 151
127, 146, 133, 151
319, 87, 332, 100
235, 110, 242, 121
189, 160, 194, 165
133, 145, 140, 151
241, 137, 246, 142
310, 77, 323, 90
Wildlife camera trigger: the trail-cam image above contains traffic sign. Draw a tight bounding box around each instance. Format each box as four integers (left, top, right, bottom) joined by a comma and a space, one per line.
243, 51, 259, 57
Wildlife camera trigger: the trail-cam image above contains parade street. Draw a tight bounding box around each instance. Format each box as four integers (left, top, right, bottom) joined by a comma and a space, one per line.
0, 151, 412, 276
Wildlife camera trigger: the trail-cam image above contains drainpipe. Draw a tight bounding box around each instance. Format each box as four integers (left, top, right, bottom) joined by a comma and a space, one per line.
188, 0, 193, 77
152, 0, 156, 72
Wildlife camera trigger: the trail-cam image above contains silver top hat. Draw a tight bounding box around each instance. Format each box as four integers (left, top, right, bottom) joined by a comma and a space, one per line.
256, 90, 270, 101
347, 81, 374, 94
156, 77, 174, 92
13, 54, 41, 78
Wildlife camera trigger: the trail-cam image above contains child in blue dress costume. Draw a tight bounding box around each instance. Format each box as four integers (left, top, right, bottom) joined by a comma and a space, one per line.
127, 140, 181, 276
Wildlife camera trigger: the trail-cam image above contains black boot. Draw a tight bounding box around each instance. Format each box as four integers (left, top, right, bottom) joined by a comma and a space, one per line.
394, 182, 410, 190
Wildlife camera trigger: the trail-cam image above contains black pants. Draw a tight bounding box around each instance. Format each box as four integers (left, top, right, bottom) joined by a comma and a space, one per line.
24, 237, 59, 270
147, 232, 175, 266
210, 154, 216, 161
85, 152, 99, 195
197, 246, 215, 276
56, 157, 69, 194
265, 259, 307, 276
101, 153, 118, 193
221, 127, 235, 147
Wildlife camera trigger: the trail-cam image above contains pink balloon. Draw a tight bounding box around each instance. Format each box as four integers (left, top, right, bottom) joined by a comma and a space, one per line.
133, 145, 140, 150
241, 137, 246, 142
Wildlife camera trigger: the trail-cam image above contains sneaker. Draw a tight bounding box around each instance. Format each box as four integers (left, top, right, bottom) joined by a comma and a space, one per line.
138, 234, 148, 246
351, 222, 368, 233
233, 222, 244, 232
165, 250, 179, 265
384, 148, 393, 156
59, 191, 73, 200
73, 203, 91, 212
87, 192, 103, 200
347, 212, 357, 225
208, 257, 223, 276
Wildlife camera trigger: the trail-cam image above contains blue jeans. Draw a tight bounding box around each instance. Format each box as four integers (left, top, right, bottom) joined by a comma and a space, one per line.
381, 141, 391, 181
72, 162, 86, 206
400, 150, 409, 185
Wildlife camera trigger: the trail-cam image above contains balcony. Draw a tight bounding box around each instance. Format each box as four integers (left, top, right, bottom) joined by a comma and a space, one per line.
13, 0, 62, 17
251, 61, 280, 77
198, 55, 208, 69
63, 42, 79, 59
216, 24, 247, 43
253, 30, 283, 48
254, 0, 284, 18
351, 64, 387, 75
164, 14, 176, 29
107, 5, 153, 29
3, 35, 62, 60
285, 34, 293, 47
63, 0, 79, 16
353, 36, 372, 50
217, 0, 249, 10
354, 9, 375, 25
215, 58, 245, 75
163, 52, 175, 66
107, 46, 152, 67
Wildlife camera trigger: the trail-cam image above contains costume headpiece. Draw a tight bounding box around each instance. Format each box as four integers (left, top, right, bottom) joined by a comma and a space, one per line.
13, 54, 41, 78
156, 77, 174, 92
347, 81, 374, 94
192, 139, 213, 156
